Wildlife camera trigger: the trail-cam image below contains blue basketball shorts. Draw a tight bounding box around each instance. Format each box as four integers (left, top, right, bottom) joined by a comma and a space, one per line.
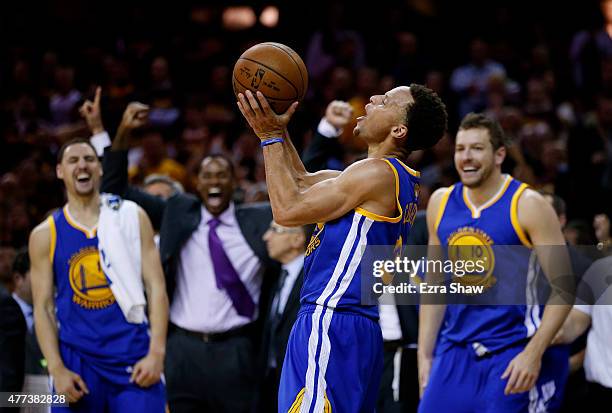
278, 303, 383, 413
418, 342, 569, 413
51, 343, 166, 413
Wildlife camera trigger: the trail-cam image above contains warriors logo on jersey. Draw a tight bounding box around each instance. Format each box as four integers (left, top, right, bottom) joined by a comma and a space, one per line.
68, 246, 115, 310
447, 226, 496, 290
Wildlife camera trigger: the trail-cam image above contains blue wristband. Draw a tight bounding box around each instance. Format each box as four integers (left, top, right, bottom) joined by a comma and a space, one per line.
260, 137, 284, 147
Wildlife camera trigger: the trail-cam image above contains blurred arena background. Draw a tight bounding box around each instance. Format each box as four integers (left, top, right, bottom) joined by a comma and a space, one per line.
1, 2, 612, 412
1, 0, 610, 250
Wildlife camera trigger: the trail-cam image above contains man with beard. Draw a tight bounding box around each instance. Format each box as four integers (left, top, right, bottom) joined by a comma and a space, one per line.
99, 103, 274, 413
29, 137, 168, 412
418, 113, 572, 412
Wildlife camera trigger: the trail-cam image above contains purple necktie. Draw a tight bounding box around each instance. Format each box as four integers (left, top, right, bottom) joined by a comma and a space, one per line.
208, 218, 255, 318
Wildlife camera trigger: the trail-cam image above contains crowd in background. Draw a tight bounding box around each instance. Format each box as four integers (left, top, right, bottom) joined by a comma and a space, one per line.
1, 1, 612, 255
1, 1, 612, 412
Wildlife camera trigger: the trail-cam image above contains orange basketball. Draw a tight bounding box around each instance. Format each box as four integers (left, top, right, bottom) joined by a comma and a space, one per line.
233, 42, 308, 114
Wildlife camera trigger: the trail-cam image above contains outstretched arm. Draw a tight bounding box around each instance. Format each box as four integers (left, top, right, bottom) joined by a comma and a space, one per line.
291, 100, 353, 188
282, 131, 341, 190
99, 103, 169, 230
238, 91, 344, 191
80, 87, 111, 156
284, 100, 353, 189
237, 90, 394, 226
501, 189, 573, 395
418, 188, 449, 397
30, 222, 89, 403
129, 208, 168, 388
552, 307, 591, 345
302, 100, 352, 172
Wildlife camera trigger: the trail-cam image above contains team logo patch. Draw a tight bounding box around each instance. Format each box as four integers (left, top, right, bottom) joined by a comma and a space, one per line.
105, 195, 122, 210
68, 247, 115, 310
447, 226, 496, 290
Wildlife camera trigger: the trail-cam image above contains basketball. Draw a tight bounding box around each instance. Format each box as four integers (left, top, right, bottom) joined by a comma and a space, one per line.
233, 42, 308, 114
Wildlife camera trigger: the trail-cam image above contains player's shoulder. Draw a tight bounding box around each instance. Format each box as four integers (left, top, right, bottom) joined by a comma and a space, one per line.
29, 217, 52, 252
345, 157, 396, 183
428, 186, 454, 210
516, 187, 557, 228
516, 187, 549, 211
31, 217, 51, 237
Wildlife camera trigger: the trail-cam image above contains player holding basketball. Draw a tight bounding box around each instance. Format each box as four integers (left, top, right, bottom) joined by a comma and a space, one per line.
418, 113, 572, 412
237, 85, 447, 413
29, 132, 168, 412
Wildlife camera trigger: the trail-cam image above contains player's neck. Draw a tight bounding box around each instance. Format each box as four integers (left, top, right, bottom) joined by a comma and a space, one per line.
465, 172, 506, 207
65, 192, 100, 227
367, 140, 405, 161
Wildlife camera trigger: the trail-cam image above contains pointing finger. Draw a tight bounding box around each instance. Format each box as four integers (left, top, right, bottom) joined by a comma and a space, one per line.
93, 86, 101, 107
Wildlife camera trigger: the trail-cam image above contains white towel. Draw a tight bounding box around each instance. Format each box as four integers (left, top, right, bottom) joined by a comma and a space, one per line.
97, 193, 146, 324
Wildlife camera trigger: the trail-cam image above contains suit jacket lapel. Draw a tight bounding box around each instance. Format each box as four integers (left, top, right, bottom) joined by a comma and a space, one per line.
160, 194, 201, 264
278, 269, 303, 327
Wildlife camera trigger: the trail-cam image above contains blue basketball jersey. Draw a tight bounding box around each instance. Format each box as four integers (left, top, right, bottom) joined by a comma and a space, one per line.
435, 175, 538, 354
49, 206, 149, 382
301, 157, 421, 319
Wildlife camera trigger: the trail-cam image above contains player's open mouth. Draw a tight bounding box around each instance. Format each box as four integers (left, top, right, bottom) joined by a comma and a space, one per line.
207, 187, 224, 207
76, 173, 91, 183
462, 167, 479, 174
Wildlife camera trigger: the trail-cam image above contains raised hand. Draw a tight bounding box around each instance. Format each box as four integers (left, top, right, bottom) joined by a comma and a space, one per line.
236, 90, 298, 140
113, 102, 150, 150
325, 100, 353, 130
79, 86, 104, 134
120, 102, 150, 130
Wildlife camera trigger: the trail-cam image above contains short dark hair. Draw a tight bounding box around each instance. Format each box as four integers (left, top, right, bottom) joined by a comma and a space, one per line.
12, 247, 30, 276
459, 113, 510, 149
57, 138, 99, 164
143, 174, 184, 194
200, 153, 235, 177
404, 84, 448, 151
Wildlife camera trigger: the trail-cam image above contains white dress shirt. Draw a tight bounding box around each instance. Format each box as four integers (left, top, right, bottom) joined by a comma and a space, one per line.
272, 254, 304, 316
574, 256, 612, 388
170, 203, 262, 333
90, 131, 111, 157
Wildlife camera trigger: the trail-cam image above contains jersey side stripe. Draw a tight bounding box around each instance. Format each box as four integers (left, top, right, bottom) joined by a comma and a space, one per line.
434, 185, 455, 232
47, 215, 57, 265
312, 218, 373, 413
301, 214, 363, 412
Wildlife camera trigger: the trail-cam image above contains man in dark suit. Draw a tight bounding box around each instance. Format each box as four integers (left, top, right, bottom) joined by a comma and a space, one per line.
256, 221, 307, 412
0, 283, 26, 413
11, 248, 49, 413
96, 103, 276, 413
